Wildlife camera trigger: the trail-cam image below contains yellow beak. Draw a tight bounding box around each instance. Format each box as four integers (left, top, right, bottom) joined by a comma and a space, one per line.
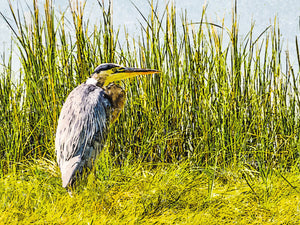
103, 67, 160, 86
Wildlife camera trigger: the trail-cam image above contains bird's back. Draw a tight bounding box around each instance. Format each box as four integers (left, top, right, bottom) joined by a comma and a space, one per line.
55, 83, 111, 188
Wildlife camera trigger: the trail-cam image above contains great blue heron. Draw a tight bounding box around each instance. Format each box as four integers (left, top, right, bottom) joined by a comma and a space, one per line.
55, 63, 160, 188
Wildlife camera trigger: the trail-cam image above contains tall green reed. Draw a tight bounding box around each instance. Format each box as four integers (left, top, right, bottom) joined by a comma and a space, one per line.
0, 0, 299, 174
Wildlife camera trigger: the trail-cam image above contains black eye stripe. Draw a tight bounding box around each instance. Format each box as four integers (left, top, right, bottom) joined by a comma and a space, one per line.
93, 63, 121, 74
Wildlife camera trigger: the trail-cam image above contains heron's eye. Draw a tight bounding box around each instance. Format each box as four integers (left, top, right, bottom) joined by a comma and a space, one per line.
111, 68, 117, 73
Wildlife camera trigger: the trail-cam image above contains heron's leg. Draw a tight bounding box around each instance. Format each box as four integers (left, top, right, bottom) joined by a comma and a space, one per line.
67, 188, 73, 197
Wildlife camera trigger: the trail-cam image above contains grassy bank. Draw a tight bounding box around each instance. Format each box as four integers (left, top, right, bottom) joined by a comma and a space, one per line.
0, 0, 300, 223
1, 159, 300, 224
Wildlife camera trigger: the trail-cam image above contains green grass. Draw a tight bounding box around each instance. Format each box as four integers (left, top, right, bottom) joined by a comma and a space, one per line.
1, 0, 300, 223
0, 159, 299, 224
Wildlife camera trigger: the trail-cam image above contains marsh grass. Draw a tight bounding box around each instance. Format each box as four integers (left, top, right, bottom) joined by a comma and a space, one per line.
0, 159, 300, 224
1, 0, 300, 167
0, 0, 300, 223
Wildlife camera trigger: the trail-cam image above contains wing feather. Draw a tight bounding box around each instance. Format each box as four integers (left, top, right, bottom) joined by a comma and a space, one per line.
55, 83, 111, 187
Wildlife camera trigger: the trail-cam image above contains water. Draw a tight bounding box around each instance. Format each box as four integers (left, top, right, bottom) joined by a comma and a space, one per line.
0, 0, 299, 68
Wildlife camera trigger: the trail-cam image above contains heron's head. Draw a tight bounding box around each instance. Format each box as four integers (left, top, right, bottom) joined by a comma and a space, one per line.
90, 63, 160, 87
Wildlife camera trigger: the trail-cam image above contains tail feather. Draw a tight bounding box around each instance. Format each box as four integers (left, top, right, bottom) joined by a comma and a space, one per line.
59, 155, 81, 188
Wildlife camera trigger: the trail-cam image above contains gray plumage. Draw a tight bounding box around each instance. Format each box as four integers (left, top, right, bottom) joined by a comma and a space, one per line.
55, 63, 159, 189
55, 83, 111, 188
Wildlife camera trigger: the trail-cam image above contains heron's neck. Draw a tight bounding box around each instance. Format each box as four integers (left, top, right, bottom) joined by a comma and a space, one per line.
87, 73, 108, 87
85, 77, 98, 85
